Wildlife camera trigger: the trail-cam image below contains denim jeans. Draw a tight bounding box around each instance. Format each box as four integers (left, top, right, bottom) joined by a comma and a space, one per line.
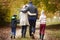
29, 19, 36, 36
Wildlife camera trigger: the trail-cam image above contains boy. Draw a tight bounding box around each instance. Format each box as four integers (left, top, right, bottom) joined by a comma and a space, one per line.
11, 15, 17, 39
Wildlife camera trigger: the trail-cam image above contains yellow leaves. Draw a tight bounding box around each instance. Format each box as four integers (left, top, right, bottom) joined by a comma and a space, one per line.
47, 13, 54, 18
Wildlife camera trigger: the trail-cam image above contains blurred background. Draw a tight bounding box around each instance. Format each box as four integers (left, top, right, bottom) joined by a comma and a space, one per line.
0, 0, 60, 26
0, 0, 60, 40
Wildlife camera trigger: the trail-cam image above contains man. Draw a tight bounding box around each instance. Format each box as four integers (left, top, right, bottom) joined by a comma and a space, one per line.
26, 1, 38, 39
21, 1, 38, 39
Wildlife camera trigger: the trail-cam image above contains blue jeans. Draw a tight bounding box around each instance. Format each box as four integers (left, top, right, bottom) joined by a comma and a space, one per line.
29, 19, 36, 36
11, 27, 16, 36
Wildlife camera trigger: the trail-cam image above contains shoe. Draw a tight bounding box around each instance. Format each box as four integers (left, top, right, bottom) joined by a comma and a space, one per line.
11, 36, 12, 39
31, 34, 35, 39
24, 35, 25, 38
32, 36, 35, 39
21, 36, 23, 38
40, 33, 41, 39
14, 36, 15, 39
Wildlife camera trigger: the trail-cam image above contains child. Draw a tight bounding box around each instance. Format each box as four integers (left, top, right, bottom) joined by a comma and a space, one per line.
11, 15, 17, 39
39, 10, 46, 40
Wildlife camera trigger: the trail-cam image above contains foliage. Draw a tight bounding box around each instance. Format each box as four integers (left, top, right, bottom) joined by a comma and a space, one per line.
0, 1, 10, 25
0, 0, 60, 25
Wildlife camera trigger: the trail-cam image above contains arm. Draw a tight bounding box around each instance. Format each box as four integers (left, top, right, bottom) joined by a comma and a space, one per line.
21, 5, 29, 13
39, 16, 42, 22
35, 8, 38, 19
28, 11, 36, 16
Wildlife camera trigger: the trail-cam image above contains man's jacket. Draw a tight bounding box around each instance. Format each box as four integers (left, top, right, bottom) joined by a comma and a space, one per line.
21, 3, 38, 21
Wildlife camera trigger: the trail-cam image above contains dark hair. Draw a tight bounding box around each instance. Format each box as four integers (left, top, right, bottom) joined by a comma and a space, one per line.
13, 15, 17, 17
29, 1, 32, 4
25, 5, 27, 7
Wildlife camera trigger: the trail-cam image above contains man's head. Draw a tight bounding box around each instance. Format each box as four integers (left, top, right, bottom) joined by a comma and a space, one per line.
29, 0, 32, 4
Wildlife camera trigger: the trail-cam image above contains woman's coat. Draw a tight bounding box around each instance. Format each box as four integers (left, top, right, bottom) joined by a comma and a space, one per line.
19, 5, 29, 26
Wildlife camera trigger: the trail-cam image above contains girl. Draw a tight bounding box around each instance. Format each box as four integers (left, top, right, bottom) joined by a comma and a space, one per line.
39, 10, 46, 40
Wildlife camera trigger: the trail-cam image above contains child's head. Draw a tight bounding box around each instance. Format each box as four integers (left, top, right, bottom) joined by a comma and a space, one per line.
12, 15, 17, 19
13, 15, 17, 17
41, 10, 45, 15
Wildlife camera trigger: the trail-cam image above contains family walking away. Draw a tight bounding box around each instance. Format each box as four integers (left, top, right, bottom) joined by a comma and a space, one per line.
10, 1, 46, 40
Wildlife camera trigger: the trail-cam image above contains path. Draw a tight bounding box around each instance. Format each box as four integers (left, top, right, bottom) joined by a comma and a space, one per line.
0, 27, 49, 40
15, 28, 49, 40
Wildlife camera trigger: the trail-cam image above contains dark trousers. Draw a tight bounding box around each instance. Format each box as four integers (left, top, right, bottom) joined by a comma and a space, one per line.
21, 25, 27, 37
11, 27, 16, 39
29, 20, 36, 36
11, 27, 16, 36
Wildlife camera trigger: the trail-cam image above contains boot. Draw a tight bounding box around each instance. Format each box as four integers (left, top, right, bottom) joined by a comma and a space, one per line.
21, 34, 25, 38
11, 36, 12, 39
40, 33, 41, 39
21, 34, 23, 38
31, 33, 35, 39
23, 34, 25, 38
24, 32, 26, 38
41, 34, 44, 40
14, 35, 15, 39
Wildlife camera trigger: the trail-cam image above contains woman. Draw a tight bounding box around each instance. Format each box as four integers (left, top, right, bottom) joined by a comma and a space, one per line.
39, 10, 46, 40
19, 5, 29, 38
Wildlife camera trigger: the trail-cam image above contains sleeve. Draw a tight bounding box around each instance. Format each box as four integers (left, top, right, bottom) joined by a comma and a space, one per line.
45, 16, 47, 22
35, 8, 38, 19
39, 16, 41, 21
21, 6, 29, 13
28, 11, 36, 15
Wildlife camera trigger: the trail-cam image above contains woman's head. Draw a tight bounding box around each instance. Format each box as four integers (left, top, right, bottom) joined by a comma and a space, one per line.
22, 5, 27, 8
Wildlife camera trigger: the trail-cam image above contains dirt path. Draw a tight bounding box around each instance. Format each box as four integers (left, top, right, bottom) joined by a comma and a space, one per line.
0, 27, 11, 40
34, 29, 49, 40
0, 27, 50, 40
